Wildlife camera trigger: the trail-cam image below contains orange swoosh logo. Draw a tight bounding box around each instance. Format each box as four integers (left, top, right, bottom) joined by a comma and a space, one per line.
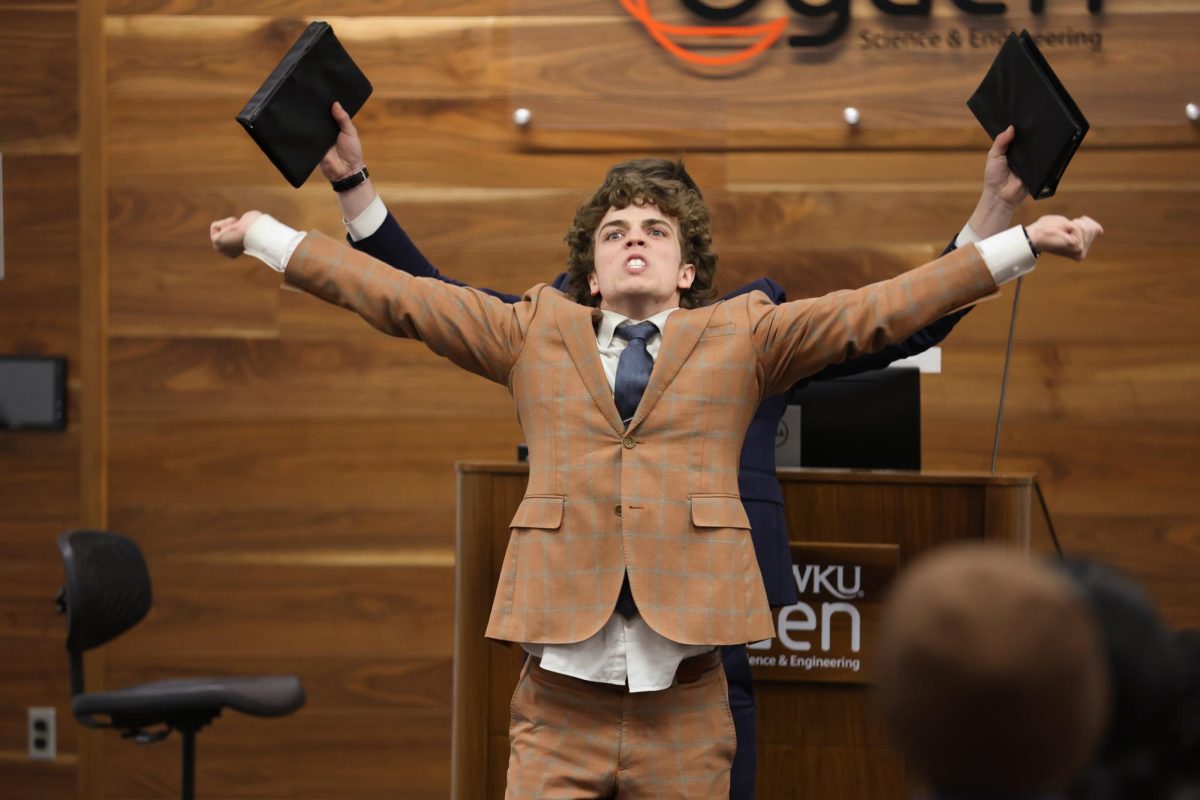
618, 0, 788, 67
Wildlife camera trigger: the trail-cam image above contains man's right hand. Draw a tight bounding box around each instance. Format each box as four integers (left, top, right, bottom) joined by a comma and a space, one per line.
319, 101, 365, 181
210, 211, 263, 259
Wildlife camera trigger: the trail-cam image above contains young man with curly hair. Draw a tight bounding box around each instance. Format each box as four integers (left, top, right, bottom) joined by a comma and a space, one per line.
211, 154, 1100, 798
314, 116, 1033, 798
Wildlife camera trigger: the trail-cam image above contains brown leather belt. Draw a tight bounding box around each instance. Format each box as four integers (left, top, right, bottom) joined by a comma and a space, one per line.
673, 648, 723, 685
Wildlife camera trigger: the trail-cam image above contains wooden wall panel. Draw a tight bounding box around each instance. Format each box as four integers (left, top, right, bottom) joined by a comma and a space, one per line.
106, 97, 712, 187
108, 418, 517, 510
106, 0, 513, 16
107, 337, 520, 423
0, 434, 81, 557
106, 563, 453, 657
924, 343, 1200, 425
0, 561, 84, 758
101, 712, 452, 800
0, 4, 78, 150
105, 16, 507, 99
0, 6, 81, 797
0, 156, 82, 355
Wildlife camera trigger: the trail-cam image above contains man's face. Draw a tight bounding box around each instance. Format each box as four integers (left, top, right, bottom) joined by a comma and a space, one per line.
587, 203, 696, 319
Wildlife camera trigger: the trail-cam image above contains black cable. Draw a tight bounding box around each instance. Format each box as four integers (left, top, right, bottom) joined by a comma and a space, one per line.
1034, 477, 1065, 558
991, 275, 1023, 474
987, 276, 1063, 557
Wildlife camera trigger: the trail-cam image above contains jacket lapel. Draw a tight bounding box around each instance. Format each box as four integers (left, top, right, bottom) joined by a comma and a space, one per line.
555, 301, 625, 435
628, 303, 719, 431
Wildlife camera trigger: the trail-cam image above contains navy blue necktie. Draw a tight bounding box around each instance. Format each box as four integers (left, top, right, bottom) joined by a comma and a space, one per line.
613, 321, 658, 427
613, 320, 657, 618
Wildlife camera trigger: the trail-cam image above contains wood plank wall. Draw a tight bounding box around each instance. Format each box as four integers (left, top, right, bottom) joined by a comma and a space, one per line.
0, 0, 1197, 797
0, 1, 84, 796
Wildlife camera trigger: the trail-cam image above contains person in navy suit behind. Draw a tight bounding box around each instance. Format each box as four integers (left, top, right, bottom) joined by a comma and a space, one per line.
318, 102, 1030, 800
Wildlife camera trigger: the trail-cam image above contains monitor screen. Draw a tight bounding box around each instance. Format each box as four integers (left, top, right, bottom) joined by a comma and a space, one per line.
785, 367, 920, 470
0, 356, 67, 430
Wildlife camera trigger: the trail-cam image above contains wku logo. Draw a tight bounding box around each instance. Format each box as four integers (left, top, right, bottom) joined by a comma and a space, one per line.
794, 563, 862, 600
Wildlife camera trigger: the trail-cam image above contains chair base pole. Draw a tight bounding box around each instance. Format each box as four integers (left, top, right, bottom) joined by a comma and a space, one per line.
181, 728, 195, 800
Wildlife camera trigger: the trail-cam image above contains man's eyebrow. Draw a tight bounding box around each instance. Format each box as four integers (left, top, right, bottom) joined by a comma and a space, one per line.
642, 217, 674, 231
599, 219, 630, 231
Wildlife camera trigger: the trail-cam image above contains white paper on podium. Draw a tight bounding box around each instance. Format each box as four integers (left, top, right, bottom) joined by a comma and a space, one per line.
888, 347, 941, 374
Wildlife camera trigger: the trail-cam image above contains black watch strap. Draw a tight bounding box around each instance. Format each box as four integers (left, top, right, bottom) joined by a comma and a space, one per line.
1022, 224, 1040, 258
331, 166, 369, 193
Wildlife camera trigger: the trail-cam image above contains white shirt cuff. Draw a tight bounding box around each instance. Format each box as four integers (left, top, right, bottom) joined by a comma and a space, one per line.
976, 225, 1037, 286
345, 195, 388, 242
244, 214, 305, 273
954, 222, 982, 248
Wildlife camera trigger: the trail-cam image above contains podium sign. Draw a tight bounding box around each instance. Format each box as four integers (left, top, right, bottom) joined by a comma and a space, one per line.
748, 541, 899, 684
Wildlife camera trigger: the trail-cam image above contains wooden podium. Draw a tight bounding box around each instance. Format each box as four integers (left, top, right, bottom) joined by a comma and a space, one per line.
451, 463, 1033, 799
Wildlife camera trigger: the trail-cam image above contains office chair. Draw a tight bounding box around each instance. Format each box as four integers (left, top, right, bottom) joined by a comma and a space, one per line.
57, 529, 306, 800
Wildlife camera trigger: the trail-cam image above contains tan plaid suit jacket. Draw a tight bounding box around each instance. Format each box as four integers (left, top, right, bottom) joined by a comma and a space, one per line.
286, 231, 998, 647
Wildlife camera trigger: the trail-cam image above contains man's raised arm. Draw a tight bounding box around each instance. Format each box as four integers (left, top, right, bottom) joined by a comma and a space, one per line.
791, 124, 1033, 385
752, 211, 1102, 398
209, 211, 532, 387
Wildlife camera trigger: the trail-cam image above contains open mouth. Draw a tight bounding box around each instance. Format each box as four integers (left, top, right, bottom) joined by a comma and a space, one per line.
625, 256, 649, 273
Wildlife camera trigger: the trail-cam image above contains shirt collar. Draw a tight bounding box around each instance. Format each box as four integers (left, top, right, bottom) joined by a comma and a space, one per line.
597, 307, 678, 347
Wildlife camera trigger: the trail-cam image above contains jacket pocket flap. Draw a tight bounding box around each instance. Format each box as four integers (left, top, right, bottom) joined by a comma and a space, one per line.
510, 495, 565, 530
690, 494, 750, 529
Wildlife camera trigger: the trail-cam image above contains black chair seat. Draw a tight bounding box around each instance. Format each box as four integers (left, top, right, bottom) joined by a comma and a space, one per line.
58, 529, 307, 799
74, 675, 305, 724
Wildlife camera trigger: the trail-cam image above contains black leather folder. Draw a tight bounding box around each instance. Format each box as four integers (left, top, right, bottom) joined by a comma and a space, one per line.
236, 22, 372, 188
967, 30, 1088, 200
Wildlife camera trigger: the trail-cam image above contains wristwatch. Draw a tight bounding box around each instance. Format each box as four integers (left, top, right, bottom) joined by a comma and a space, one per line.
1021, 225, 1040, 258
331, 166, 369, 193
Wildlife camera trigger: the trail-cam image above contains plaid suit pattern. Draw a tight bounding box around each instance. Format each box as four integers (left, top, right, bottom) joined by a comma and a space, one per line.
287, 232, 997, 647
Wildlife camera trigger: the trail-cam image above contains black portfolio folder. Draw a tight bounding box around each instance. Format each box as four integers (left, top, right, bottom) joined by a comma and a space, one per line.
236, 22, 372, 188
967, 30, 1089, 200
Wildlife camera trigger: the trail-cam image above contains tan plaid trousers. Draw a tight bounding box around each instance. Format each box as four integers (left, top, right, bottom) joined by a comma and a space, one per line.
506, 653, 736, 799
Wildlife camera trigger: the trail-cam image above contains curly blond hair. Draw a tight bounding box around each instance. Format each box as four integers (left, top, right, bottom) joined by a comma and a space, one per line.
563, 159, 718, 309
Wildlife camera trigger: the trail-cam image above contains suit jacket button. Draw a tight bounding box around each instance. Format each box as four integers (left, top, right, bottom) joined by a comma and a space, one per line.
623, 436, 636, 449
614, 505, 622, 517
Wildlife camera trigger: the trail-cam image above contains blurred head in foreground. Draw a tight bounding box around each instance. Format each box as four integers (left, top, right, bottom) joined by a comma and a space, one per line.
1056, 559, 1196, 800
875, 544, 1110, 799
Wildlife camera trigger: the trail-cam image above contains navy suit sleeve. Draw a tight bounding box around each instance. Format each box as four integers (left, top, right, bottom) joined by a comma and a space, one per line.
550, 272, 572, 293
349, 211, 525, 303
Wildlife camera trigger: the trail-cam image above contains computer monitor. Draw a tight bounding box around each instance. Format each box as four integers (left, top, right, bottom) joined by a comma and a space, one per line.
778, 366, 921, 470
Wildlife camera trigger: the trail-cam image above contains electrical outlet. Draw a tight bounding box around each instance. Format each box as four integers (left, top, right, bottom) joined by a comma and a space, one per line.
28, 707, 56, 761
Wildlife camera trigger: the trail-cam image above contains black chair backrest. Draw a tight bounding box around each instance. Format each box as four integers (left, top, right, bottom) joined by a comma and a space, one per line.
58, 530, 152, 690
